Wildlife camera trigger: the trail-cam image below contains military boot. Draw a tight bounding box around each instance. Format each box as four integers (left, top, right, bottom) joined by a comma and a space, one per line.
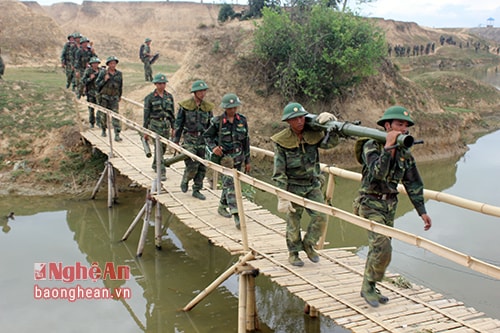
360, 280, 379, 307
192, 190, 206, 200
217, 204, 232, 218
180, 180, 188, 193
101, 128, 107, 137
233, 214, 241, 230
114, 133, 122, 142
375, 287, 389, 304
303, 243, 320, 263
288, 252, 304, 267
160, 170, 167, 181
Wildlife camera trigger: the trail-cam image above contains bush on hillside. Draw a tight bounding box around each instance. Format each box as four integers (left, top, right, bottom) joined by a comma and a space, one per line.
253, 6, 386, 102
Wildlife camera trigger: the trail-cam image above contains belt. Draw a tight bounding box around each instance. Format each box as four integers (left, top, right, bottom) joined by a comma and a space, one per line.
186, 131, 201, 136
151, 117, 166, 121
364, 193, 397, 200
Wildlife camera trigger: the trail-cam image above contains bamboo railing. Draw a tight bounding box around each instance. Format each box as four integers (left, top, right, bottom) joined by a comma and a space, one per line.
80, 99, 500, 280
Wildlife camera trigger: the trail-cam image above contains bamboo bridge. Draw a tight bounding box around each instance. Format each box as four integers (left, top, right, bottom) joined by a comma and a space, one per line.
78, 99, 500, 333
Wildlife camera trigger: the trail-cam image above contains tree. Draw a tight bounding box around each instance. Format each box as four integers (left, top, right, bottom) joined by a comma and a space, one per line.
218, 4, 235, 22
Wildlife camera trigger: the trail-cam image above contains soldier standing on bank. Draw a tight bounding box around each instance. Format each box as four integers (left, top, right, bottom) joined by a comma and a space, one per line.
203, 93, 251, 229
140, 38, 153, 82
70, 32, 82, 92
271, 103, 340, 267
173, 80, 214, 200
96, 56, 123, 141
60, 33, 75, 88
143, 73, 175, 181
353, 106, 432, 308
81, 56, 101, 128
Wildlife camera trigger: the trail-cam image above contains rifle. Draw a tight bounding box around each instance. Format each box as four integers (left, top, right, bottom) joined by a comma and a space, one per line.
304, 114, 423, 150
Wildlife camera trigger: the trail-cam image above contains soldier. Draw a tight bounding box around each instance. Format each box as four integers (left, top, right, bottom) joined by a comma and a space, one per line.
70, 32, 82, 91
143, 73, 175, 181
173, 80, 214, 200
271, 103, 340, 267
0, 48, 4, 80
60, 33, 75, 88
140, 38, 153, 82
96, 56, 123, 141
203, 93, 250, 229
353, 106, 432, 308
74, 37, 95, 99
81, 56, 101, 128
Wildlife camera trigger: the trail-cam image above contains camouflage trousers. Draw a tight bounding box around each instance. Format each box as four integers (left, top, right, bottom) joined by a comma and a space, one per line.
65, 66, 74, 89
356, 195, 398, 283
143, 60, 152, 82
220, 158, 241, 215
181, 142, 206, 191
98, 95, 121, 132
148, 119, 170, 173
76, 69, 85, 97
87, 94, 97, 126
286, 181, 326, 253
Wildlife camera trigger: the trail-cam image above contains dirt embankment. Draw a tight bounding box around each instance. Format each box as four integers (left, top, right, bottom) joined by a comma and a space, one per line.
1, 1, 499, 195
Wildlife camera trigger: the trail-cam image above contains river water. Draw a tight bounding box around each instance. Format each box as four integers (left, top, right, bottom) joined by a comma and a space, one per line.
1, 128, 499, 332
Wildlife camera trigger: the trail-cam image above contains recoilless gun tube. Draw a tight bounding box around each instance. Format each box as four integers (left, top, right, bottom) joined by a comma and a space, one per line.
305, 114, 423, 149
141, 135, 152, 158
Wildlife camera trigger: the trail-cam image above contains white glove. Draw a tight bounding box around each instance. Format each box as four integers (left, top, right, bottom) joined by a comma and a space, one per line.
316, 112, 337, 124
277, 198, 296, 213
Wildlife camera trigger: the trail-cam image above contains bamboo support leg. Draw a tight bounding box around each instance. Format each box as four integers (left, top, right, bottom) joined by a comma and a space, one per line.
232, 169, 249, 251
121, 203, 147, 241
91, 163, 108, 199
107, 161, 113, 208
245, 274, 259, 331
154, 201, 162, 250
318, 173, 335, 250
137, 196, 153, 257
238, 274, 247, 333
183, 251, 254, 311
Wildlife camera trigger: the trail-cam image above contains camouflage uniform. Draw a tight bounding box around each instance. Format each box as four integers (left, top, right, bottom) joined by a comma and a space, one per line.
96, 63, 122, 136
204, 112, 250, 215
271, 127, 339, 254
140, 42, 153, 82
70, 40, 81, 91
74, 41, 94, 98
0, 54, 4, 79
143, 88, 175, 174
60, 38, 75, 88
174, 97, 214, 192
355, 138, 426, 280
81, 61, 101, 127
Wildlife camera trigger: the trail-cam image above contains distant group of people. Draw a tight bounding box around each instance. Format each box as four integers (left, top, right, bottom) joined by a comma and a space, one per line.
388, 42, 435, 57
58, 33, 433, 309
60, 32, 123, 141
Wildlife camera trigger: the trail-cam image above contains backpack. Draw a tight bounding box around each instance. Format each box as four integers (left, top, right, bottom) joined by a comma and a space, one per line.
139, 44, 145, 60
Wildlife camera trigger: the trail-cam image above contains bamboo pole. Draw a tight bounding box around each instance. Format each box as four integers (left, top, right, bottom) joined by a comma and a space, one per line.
91, 162, 108, 199
154, 201, 162, 250
121, 203, 147, 241
183, 251, 255, 311
245, 273, 259, 331
238, 274, 247, 333
137, 191, 153, 257
317, 172, 335, 250
232, 169, 249, 251
107, 161, 113, 208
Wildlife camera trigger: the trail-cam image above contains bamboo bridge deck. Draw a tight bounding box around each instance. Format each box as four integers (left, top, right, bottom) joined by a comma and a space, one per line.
80, 126, 500, 333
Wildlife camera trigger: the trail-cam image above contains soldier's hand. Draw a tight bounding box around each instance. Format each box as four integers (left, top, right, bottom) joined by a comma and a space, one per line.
90, 73, 95, 79
244, 163, 251, 174
213, 146, 223, 157
104, 73, 110, 81
384, 130, 401, 149
144, 134, 149, 141
75, 72, 80, 78
421, 214, 432, 231
277, 198, 296, 214
316, 112, 337, 124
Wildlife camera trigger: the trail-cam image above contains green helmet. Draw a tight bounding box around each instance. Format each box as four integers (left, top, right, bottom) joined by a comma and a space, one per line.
191, 80, 209, 92
105, 56, 119, 65
152, 73, 168, 83
377, 106, 414, 127
145, 37, 152, 43
281, 102, 308, 121
80, 37, 89, 43
89, 57, 100, 64
67, 33, 74, 40
72, 32, 81, 39
220, 93, 242, 109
